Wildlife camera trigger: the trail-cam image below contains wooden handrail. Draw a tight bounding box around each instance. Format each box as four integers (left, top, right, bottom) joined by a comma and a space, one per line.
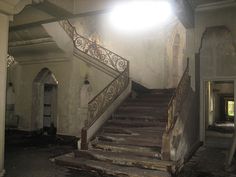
166, 58, 190, 133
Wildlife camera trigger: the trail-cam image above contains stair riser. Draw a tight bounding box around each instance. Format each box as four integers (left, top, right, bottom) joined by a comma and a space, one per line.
102, 129, 165, 136
112, 115, 167, 121
92, 144, 161, 157
75, 151, 170, 171
116, 109, 167, 115
106, 121, 167, 128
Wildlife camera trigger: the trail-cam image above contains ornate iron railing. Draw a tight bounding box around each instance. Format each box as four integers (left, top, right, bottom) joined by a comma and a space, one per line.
59, 20, 129, 133
59, 20, 128, 72
86, 66, 129, 126
166, 58, 190, 132
7, 55, 16, 68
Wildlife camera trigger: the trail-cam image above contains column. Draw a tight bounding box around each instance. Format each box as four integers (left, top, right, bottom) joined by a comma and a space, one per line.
0, 13, 9, 177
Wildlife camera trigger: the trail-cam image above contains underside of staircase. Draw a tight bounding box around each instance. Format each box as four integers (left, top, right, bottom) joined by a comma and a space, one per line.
55, 88, 176, 177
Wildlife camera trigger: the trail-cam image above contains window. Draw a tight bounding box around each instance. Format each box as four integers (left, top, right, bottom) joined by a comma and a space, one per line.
227, 101, 234, 117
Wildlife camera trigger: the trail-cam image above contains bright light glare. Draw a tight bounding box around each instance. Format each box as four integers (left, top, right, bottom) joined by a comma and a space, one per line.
109, 1, 173, 31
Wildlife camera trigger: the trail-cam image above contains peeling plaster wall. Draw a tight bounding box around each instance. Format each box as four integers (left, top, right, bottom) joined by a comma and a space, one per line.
200, 26, 236, 78
170, 89, 199, 162
10, 59, 72, 134
70, 14, 186, 89
184, 6, 236, 142
186, 6, 236, 90
67, 57, 113, 136
8, 56, 112, 136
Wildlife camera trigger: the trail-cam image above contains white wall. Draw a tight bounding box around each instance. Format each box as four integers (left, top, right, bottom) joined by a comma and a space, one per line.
185, 6, 236, 141
8, 56, 113, 136
70, 14, 186, 89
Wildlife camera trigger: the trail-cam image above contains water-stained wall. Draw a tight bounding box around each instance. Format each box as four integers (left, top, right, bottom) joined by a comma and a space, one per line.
70, 14, 186, 89
200, 26, 236, 78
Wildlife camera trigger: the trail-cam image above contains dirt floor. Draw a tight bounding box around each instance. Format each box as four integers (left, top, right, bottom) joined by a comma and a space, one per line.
4, 130, 101, 177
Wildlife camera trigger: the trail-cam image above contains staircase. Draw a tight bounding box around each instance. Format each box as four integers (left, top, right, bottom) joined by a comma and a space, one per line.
56, 89, 176, 177
55, 19, 191, 177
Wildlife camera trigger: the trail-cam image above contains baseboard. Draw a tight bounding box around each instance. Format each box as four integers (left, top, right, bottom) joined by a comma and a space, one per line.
0, 169, 5, 177
184, 141, 203, 163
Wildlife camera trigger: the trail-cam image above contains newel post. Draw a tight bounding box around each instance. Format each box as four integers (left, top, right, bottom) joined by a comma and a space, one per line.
162, 132, 171, 160
81, 127, 88, 150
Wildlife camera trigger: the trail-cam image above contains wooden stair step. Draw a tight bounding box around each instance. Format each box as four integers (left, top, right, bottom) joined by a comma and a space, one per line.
97, 135, 162, 147
99, 131, 163, 139
126, 99, 170, 103
149, 89, 175, 94
106, 119, 167, 128
102, 126, 165, 135
122, 102, 169, 106
92, 141, 161, 158
55, 153, 171, 177
137, 94, 173, 98
134, 97, 172, 101
75, 150, 175, 171
118, 105, 167, 110
112, 113, 167, 121
119, 105, 167, 110
116, 108, 167, 115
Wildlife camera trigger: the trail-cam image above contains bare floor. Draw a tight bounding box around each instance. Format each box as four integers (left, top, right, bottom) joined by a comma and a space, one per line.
179, 146, 236, 177
4, 131, 236, 177
4, 131, 100, 177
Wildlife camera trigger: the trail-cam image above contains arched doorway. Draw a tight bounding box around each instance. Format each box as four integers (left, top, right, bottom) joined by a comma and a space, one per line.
199, 26, 236, 145
31, 68, 58, 133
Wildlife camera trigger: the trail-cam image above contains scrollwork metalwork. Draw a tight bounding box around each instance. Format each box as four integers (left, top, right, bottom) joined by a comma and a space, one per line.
7, 55, 16, 68
87, 68, 129, 126
167, 61, 190, 132
59, 20, 128, 72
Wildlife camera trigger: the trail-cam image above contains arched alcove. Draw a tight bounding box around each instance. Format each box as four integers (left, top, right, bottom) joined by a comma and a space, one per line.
199, 26, 236, 143
200, 26, 236, 77
31, 68, 58, 132
172, 33, 181, 86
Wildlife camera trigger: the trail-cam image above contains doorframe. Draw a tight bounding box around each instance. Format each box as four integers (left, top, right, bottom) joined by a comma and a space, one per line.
43, 83, 58, 128
200, 76, 236, 143
31, 68, 58, 131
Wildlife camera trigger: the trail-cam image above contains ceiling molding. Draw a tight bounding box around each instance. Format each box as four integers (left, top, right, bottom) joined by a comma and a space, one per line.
0, 0, 32, 16
9, 37, 53, 47
196, 0, 236, 11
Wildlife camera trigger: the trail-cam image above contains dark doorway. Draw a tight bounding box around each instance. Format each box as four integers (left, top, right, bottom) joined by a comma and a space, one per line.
43, 84, 57, 134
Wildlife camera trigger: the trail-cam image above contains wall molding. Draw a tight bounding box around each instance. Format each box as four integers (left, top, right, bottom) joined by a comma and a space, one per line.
196, 0, 236, 12
18, 57, 71, 65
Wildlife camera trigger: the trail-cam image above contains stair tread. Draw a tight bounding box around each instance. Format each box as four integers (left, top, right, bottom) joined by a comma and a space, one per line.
126, 99, 170, 103
116, 109, 167, 116
102, 126, 165, 135
92, 141, 161, 154
99, 132, 163, 139
97, 135, 162, 147
107, 116, 167, 124
55, 154, 170, 177
106, 119, 167, 128
75, 150, 175, 171
114, 112, 166, 118
122, 102, 169, 106
120, 102, 167, 109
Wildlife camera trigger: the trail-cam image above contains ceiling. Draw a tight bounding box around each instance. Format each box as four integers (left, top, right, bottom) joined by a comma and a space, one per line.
187, 0, 236, 9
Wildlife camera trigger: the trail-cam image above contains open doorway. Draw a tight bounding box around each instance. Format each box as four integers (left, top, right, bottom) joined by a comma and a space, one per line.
204, 80, 235, 147
43, 84, 57, 134
32, 68, 58, 134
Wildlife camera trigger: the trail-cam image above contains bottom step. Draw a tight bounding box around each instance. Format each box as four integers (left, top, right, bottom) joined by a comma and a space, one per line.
55, 153, 171, 177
